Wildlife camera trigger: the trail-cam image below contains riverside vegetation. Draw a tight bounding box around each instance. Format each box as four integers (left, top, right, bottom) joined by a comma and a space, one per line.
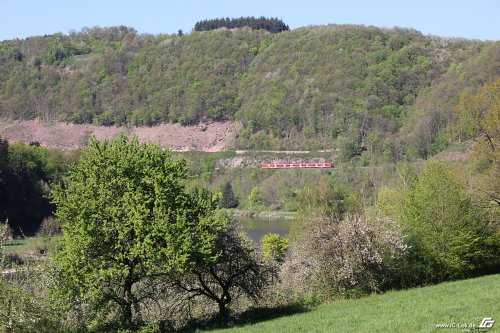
0, 21, 499, 333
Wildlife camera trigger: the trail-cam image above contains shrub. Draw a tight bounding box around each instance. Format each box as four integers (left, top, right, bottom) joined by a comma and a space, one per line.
36, 216, 61, 237
0, 270, 66, 333
280, 213, 406, 299
261, 233, 288, 263
247, 186, 263, 208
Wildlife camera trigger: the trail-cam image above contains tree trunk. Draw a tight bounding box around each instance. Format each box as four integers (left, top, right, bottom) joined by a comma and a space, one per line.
122, 271, 134, 326
122, 301, 133, 327
218, 301, 229, 324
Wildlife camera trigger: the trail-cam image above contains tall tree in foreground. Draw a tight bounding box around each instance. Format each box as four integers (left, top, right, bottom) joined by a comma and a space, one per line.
51, 136, 226, 328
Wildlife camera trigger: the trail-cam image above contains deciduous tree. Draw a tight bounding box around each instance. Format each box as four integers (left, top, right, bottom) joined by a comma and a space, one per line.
171, 226, 275, 323
455, 79, 500, 207
51, 136, 227, 327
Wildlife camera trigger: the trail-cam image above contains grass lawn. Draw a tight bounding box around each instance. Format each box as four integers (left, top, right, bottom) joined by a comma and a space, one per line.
209, 274, 500, 333
2, 238, 32, 254
2, 236, 59, 255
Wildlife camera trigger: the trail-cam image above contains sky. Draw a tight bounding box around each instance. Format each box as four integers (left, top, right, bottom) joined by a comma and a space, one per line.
1, 0, 499, 41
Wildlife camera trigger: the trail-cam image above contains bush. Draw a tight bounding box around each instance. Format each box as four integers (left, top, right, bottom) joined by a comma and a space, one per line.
261, 233, 288, 263
280, 213, 406, 299
36, 216, 61, 237
0, 221, 13, 241
247, 186, 263, 208
3, 252, 24, 266
0, 272, 66, 333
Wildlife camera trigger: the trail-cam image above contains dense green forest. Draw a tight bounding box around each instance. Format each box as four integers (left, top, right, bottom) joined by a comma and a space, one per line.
194, 17, 289, 33
0, 25, 498, 158
0, 139, 79, 234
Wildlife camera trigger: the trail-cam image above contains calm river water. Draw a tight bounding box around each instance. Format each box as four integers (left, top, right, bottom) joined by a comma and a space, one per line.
234, 216, 291, 241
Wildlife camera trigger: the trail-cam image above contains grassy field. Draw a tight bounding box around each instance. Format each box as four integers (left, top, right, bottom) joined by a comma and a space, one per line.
2, 238, 32, 254
2, 236, 59, 255
208, 274, 500, 333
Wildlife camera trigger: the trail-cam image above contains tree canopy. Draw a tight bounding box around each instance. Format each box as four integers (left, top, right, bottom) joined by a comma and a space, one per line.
194, 16, 289, 33
51, 136, 227, 325
454, 78, 500, 207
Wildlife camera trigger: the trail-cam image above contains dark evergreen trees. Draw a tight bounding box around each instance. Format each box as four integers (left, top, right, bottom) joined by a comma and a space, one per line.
194, 16, 289, 33
220, 181, 239, 208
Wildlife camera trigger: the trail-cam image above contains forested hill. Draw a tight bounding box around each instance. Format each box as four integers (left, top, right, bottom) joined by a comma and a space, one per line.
0, 25, 498, 159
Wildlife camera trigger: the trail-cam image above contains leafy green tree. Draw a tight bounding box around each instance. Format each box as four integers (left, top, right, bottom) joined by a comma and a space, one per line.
51, 136, 227, 327
261, 233, 288, 263
454, 79, 500, 207
172, 227, 275, 323
220, 181, 239, 208
402, 162, 499, 283
247, 186, 263, 207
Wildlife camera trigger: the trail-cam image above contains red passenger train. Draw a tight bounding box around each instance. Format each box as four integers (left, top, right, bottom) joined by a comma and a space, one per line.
261, 162, 333, 169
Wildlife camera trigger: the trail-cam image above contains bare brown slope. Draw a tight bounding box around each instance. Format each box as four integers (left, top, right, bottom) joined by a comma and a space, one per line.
0, 119, 241, 151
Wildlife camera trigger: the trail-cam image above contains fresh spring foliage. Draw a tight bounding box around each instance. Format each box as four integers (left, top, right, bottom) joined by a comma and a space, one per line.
454, 78, 500, 208
375, 161, 500, 288
401, 162, 499, 284
247, 186, 264, 208
261, 233, 289, 263
51, 136, 228, 326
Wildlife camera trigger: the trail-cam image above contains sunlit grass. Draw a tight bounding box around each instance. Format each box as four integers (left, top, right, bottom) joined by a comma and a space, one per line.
209, 274, 500, 333
2, 238, 31, 254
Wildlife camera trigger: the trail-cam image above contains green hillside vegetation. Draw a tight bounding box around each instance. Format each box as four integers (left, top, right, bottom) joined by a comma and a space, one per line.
208, 274, 500, 333
1, 25, 498, 159
0, 24, 498, 333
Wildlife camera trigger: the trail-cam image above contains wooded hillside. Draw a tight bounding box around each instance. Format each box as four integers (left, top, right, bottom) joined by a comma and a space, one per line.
0, 24, 498, 159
